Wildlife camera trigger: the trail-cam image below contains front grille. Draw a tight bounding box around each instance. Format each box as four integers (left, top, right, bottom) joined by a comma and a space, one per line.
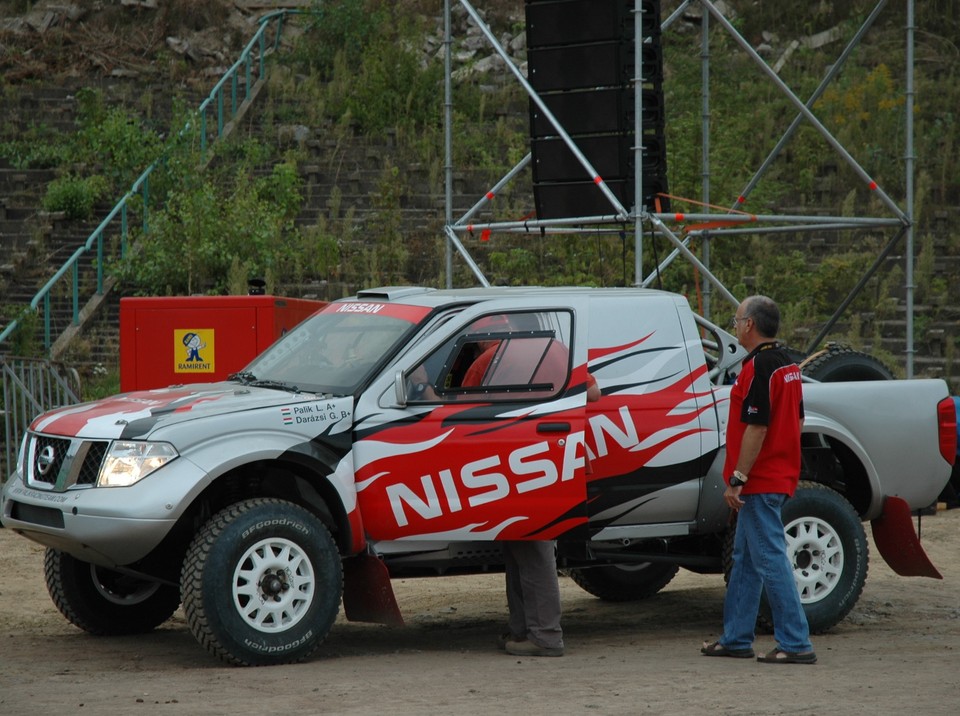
30, 435, 70, 486
77, 441, 108, 485
25, 434, 110, 490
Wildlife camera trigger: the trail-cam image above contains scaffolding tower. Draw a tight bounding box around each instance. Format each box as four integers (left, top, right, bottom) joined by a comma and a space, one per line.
441, 0, 918, 377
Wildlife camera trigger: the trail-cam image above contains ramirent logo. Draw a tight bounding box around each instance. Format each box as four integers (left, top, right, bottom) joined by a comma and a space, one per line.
336, 303, 383, 314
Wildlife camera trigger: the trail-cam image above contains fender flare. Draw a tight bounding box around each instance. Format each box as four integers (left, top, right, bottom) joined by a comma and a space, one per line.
800, 414, 885, 519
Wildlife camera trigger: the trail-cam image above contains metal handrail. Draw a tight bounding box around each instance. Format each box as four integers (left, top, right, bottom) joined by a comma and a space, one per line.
0, 9, 299, 352
1, 356, 81, 478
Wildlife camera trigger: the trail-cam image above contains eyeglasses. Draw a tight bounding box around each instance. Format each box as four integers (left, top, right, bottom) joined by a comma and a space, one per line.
731, 314, 752, 328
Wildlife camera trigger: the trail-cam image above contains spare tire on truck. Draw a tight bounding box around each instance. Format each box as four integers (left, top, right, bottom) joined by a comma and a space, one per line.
800, 343, 895, 382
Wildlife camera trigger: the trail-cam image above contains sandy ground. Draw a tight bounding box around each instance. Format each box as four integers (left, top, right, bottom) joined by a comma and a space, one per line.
1, 508, 958, 716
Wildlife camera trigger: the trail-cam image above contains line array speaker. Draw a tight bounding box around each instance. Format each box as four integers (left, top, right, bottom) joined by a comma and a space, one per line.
525, 0, 669, 218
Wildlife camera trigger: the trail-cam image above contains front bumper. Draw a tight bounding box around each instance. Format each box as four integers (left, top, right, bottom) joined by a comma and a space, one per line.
1, 456, 207, 567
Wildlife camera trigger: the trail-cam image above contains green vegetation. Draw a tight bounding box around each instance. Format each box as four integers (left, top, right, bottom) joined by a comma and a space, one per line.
41, 174, 108, 220
115, 145, 305, 296
1, 305, 41, 357
0, 0, 956, 383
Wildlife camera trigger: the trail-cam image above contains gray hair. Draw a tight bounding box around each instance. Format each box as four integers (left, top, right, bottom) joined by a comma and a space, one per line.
744, 295, 780, 338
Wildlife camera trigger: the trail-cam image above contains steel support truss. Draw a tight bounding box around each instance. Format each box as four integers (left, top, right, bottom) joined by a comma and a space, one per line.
441, 0, 917, 376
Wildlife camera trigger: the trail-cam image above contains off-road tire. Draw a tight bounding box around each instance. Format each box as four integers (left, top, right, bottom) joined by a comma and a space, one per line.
181, 498, 342, 666
44, 548, 180, 635
567, 562, 679, 601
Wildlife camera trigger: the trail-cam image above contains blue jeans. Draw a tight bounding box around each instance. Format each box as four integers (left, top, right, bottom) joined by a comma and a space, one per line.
720, 493, 813, 653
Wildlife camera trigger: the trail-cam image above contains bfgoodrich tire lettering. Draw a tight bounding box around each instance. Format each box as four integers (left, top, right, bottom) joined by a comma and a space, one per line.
44, 549, 180, 635
181, 498, 342, 666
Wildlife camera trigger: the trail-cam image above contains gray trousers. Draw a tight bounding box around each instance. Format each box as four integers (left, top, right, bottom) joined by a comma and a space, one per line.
503, 540, 564, 649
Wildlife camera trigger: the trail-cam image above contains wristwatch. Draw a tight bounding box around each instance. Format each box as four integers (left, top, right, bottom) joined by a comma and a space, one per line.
728, 470, 748, 488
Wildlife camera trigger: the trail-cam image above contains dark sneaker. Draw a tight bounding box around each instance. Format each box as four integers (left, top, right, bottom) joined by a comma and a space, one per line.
504, 639, 564, 657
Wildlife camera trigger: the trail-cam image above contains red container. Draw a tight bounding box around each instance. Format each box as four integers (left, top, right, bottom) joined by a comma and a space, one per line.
119, 295, 325, 391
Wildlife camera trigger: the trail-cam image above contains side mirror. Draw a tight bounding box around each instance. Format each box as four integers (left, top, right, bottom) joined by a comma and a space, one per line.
394, 370, 408, 407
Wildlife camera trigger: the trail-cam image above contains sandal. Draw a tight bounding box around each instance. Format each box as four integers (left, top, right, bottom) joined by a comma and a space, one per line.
757, 647, 817, 664
701, 640, 755, 659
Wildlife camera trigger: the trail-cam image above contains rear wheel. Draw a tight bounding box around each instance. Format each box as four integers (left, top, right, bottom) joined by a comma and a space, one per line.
181, 498, 342, 666
723, 482, 868, 633
567, 562, 679, 601
774, 482, 868, 632
44, 549, 180, 635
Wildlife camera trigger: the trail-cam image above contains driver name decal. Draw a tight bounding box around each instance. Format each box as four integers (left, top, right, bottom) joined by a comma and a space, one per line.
280, 401, 352, 426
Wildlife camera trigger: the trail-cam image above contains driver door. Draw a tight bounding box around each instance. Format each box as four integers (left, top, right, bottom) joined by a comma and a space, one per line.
353, 298, 592, 544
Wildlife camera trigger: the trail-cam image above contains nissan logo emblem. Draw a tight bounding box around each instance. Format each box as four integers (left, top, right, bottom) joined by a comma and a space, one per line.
36, 445, 56, 476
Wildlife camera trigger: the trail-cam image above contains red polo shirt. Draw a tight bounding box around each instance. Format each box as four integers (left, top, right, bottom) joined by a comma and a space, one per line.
724, 341, 804, 496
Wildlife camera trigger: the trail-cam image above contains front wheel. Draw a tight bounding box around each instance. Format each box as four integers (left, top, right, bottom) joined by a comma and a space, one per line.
44, 549, 180, 635
181, 498, 343, 666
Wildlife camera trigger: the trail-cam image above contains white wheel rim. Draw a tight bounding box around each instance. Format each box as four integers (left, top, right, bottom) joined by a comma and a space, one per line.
784, 516, 844, 604
232, 537, 316, 633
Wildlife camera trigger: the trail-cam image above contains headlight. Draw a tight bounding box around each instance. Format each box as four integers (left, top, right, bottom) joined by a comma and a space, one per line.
99, 441, 179, 487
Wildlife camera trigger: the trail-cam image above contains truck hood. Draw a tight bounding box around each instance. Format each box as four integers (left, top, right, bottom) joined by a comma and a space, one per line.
29, 382, 345, 440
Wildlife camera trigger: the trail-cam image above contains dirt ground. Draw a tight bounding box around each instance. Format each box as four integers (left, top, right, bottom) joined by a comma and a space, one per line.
1, 509, 958, 716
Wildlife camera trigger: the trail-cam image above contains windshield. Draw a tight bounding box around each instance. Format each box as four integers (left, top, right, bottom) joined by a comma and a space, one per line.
241, 302, 429, 394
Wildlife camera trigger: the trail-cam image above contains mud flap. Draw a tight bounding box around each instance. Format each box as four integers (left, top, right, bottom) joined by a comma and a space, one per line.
870, 496, 942, 579
342, 553, 405, 626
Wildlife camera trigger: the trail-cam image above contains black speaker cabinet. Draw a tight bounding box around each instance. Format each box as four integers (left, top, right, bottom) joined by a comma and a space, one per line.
525, 0, 670, 217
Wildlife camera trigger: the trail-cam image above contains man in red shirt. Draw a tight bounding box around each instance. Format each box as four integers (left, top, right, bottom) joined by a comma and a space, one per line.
701, 295, 816, 665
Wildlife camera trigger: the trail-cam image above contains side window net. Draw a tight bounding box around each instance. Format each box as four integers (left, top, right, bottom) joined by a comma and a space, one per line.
440, 331, 561, 396
407, 311, 573, 402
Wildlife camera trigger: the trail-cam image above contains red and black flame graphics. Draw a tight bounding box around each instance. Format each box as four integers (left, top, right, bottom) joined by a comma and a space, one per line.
354, 334, 721, 543
582, 336, 721, 526
353, 396, 589, 543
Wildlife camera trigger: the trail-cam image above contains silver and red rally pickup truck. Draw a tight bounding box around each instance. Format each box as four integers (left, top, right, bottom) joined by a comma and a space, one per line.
2, 286, 956, 665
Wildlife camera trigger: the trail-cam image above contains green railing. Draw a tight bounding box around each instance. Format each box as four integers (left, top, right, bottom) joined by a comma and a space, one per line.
0, 9, 299, 352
